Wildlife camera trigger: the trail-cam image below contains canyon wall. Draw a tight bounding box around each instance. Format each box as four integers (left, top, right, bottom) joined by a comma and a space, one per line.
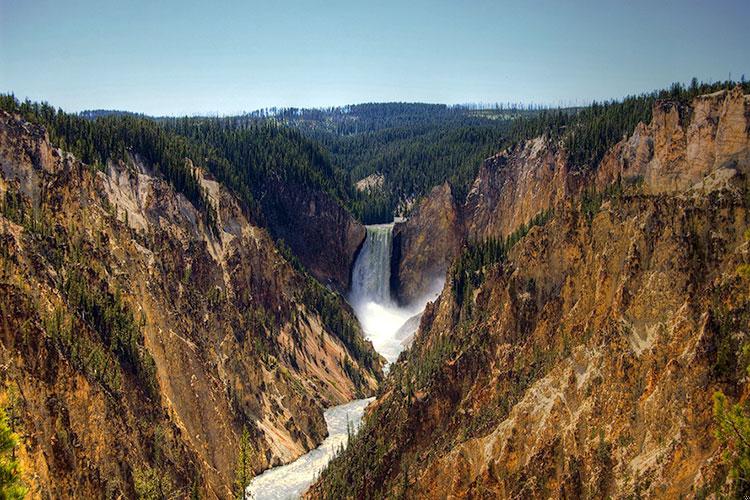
261, 176, 365, 292
393, 87, 750, 303
312, 87, 750, 498
391, 183, 463, 306
0, 111, 382, 498
596, 86, 750, 193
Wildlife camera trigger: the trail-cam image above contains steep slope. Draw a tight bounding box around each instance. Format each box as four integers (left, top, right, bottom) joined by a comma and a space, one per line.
311, 88, 750, 498
159, 117, 366, 292
595, 87, 750, 193
0, 111, 382, 498
394, 86, 749, 300
391, 182, 464, 306
259, 175, 365, 292
464, 135, 582, 241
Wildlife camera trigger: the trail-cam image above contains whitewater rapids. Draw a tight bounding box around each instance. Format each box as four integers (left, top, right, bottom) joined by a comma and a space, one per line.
247, 398, 373, 499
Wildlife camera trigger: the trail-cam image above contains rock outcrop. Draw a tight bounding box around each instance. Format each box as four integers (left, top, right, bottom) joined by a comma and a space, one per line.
355, 173, 384, 192
596, 87, 750, 193
391, 183, 463, 305
464, 136, 582, 241
0, 111, 382, 498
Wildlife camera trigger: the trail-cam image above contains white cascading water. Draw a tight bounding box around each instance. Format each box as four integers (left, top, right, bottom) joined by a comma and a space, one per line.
350, 224, 394, 305
349, 223, 435, 364
249, 221, 441, 499
247, 398, 373, 500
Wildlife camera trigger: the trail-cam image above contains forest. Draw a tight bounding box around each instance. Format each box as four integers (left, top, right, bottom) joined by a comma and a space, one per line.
3, 78, 747, 228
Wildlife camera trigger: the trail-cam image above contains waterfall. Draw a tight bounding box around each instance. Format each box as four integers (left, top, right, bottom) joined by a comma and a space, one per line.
349, 223, 416, 364
248, 222, 442, 499
350, 223, 394, 306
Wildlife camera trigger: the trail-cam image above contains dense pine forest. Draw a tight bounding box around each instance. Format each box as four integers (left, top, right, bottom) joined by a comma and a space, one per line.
248, 79, 750, 222
3, 78, 746, 228
260, 103, 541, 222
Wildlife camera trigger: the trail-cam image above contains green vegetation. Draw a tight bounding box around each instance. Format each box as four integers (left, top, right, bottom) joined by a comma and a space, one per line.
451, 208, 553, 319
161, 116, 352, 216
0, 94, 219, 234
300, 276, 378, 377
45, 306, 124, 394
133, 465, 174, 500
0, 407, 25, 500
61, 267, 158, 398
713, 392, 750, 497
234, 426, 254, 500
285, 103, 544, 223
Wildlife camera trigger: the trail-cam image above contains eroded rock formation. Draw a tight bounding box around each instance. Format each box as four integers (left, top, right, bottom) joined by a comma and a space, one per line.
0, 111, 382, 498
311, 87, 750, 498
392, 183, 464, 305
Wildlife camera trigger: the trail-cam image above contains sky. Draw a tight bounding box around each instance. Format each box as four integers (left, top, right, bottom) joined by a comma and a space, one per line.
1, 0, 748, 115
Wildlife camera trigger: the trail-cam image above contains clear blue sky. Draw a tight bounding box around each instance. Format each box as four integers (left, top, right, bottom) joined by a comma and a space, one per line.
1, 0, 747, 115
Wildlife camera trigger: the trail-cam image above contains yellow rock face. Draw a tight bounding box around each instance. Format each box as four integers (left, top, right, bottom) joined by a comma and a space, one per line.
311, 87, 750, 499
0, 111, 381, 498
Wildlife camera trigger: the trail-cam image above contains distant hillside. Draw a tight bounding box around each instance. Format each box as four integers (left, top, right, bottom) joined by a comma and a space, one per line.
78, 109, 147, 120
187, 103, 549, 223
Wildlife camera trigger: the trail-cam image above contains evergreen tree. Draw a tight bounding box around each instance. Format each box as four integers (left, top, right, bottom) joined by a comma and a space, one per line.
234, 426, 254, 500
714, 391, 750, 496
0, 407, 25, 500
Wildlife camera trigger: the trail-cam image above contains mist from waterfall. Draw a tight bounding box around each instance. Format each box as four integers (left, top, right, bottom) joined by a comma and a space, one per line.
349, 223, 441, 364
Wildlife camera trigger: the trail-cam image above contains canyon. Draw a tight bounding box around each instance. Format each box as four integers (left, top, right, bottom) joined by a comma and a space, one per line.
0, 110, 381, 498
0, 84, 748, 499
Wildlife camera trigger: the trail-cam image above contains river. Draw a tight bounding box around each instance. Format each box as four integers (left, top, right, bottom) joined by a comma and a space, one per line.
248, 223, 437, 498
247, 397, 374, 499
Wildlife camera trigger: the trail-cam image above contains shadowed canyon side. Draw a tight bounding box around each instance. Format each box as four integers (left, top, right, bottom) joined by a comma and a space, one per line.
260, 177, 366, 292
392, 183, 464, 306
309, 88, 750, 498
0, 111, 383, 498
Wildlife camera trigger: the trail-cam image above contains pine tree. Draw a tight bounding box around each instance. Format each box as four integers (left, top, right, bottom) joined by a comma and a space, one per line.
0, 407, 26, 499
234, 426, 254, 500
713, 391, 750, 496
400, 460, 409, 499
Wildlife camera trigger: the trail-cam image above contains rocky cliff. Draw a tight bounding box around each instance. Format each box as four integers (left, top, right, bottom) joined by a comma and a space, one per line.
391, 183, 463, 306
596, 87, 750, 194
0, 111, 382, 498
392, 136, 577, 303
393, 87, 750, 302
261, 176, 365, 292
311, 87, 750, 498
464, 135, 582, 241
